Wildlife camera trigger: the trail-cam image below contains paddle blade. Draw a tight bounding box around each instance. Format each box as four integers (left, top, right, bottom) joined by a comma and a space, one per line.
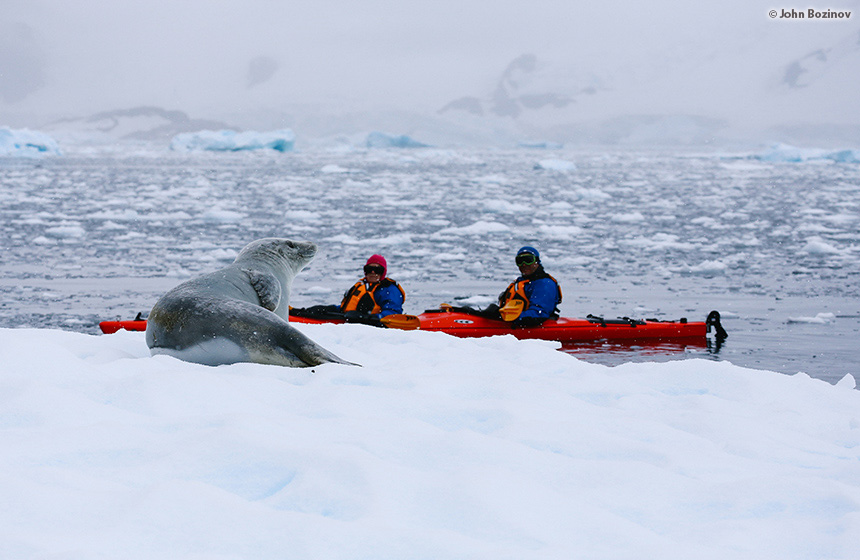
499, 299, 525, 322
381, 314, 421, 330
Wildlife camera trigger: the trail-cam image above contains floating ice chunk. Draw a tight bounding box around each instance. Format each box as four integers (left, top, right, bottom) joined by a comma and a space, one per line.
482, 199, 531, 213
538, 224, 583, 239
474, 174, 511, 185
98, 221, 127, 231
356, 234, 413, 246
454, 294, 497, 307
325, 234, 359, 244
611, 211, 645, 223
621, 233, 697, 251
206, 248, 239, 261
801, 236, 841, 255
201, 209, 245, 223
165, 267, 192, 278
366, 132, 429, 149
304, 286, 333, 296
169, 129, 295, 152
320, 164, 352, 173
534, 159, 576, 171
285, 210, 319, 221
0, 127, 61, 157
671, 260, 728, 275
434, 221, 511, 236
787, 313, 836, 324
44, 225, 86, 238
572, 187, 611, 201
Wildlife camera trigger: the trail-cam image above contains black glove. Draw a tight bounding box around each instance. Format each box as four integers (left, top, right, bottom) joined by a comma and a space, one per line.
511, 316, 544, 329
291, 305, 343, 320
343, 310, 384, 327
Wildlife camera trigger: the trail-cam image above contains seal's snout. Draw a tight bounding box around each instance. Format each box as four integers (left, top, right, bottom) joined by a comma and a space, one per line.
294, 240, 317, 259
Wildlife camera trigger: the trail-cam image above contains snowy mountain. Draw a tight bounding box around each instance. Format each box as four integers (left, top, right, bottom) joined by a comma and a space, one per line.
436, 22, 860, 147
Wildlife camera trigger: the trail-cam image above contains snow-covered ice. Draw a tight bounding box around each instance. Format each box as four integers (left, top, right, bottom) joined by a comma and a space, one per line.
2, 324, 860, 559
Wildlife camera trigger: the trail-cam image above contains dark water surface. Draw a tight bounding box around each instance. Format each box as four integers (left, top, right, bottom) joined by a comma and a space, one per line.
2, 148, 858, 384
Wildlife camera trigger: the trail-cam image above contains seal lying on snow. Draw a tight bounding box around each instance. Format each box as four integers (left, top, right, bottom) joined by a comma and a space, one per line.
146, 238, 355, 367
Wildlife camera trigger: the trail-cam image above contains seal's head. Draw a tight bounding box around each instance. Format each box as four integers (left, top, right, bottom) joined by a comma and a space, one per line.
234, 238, 317, 274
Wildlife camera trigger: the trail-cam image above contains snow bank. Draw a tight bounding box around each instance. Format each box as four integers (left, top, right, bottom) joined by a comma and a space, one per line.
1, 325, 859, 559
0, 127, 62, 156
169, 129, 296, 152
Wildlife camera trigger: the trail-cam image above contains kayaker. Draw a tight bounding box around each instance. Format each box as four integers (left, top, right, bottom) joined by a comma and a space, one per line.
496, 246, 562, 328
290, 255, 406, 326
339, 254, 406, 321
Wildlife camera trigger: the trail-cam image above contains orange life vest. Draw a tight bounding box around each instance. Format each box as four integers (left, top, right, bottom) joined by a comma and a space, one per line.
340, 278, 406, 315
499, 272, 562, 310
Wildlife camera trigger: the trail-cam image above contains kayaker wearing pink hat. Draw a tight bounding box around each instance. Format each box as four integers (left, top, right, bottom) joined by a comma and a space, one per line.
340, 254, 406, 320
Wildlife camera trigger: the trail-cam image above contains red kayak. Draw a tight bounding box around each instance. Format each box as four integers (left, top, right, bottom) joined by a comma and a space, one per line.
99, 308, 725, 344
412, 308, 713, 343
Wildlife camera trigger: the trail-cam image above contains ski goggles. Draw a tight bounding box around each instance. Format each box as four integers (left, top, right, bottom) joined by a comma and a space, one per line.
515, 253, 538, 266
364, 265, 385, 275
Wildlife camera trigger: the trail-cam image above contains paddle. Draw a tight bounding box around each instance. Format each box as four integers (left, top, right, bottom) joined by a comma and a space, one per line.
499, 299, 525, 322
380, 314, 421, 330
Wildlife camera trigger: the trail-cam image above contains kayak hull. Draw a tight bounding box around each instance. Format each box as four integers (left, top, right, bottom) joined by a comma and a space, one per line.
99, 311, 710, 344
411, 311, 707, 343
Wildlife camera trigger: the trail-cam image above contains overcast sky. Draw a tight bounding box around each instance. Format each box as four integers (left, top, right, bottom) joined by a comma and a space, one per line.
3, 0, 858, 128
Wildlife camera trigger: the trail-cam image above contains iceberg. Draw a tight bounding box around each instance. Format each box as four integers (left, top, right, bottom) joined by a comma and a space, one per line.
534, 158, 576, 171
0, 127, 62, 156
518, 141, 564, 149
366, 131, 429, 148
169, 129, 295, 152
755, 143, 860, 163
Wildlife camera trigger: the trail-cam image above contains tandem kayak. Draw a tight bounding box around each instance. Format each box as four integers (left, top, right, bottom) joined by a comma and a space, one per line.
99, 308, 726, 344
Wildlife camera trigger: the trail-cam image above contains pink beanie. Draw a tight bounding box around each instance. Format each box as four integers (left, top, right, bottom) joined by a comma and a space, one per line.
365, 254, 387, 278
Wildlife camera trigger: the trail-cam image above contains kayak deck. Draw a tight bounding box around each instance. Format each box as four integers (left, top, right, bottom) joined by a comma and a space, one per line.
412, 309, 709, 343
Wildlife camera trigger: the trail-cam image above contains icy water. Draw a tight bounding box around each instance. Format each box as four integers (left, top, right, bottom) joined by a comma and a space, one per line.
1, 147, 858, 383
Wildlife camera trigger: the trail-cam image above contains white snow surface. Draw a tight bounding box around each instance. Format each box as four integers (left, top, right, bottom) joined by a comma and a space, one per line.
2, 324, 860, 559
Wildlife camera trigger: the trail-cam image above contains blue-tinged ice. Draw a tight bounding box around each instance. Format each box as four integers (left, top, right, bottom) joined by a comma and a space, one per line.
0, 127, 62, 157
755, 143, 859, 163
518, 141, 564, 149
170, 129, 296, 152
366, 131, 429, 148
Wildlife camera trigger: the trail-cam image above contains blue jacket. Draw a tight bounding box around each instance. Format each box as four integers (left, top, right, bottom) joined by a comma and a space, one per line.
518, 276, 561, 320
500, 266, 562, 321
373, 282, 405, 318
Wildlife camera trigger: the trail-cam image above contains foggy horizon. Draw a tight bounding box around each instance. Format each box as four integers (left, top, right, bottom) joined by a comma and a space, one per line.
3, 0, 859, 143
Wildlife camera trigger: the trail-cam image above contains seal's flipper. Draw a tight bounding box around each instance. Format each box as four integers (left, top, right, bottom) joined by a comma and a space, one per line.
273, 323, 360, 367
243, 269, 281, 312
